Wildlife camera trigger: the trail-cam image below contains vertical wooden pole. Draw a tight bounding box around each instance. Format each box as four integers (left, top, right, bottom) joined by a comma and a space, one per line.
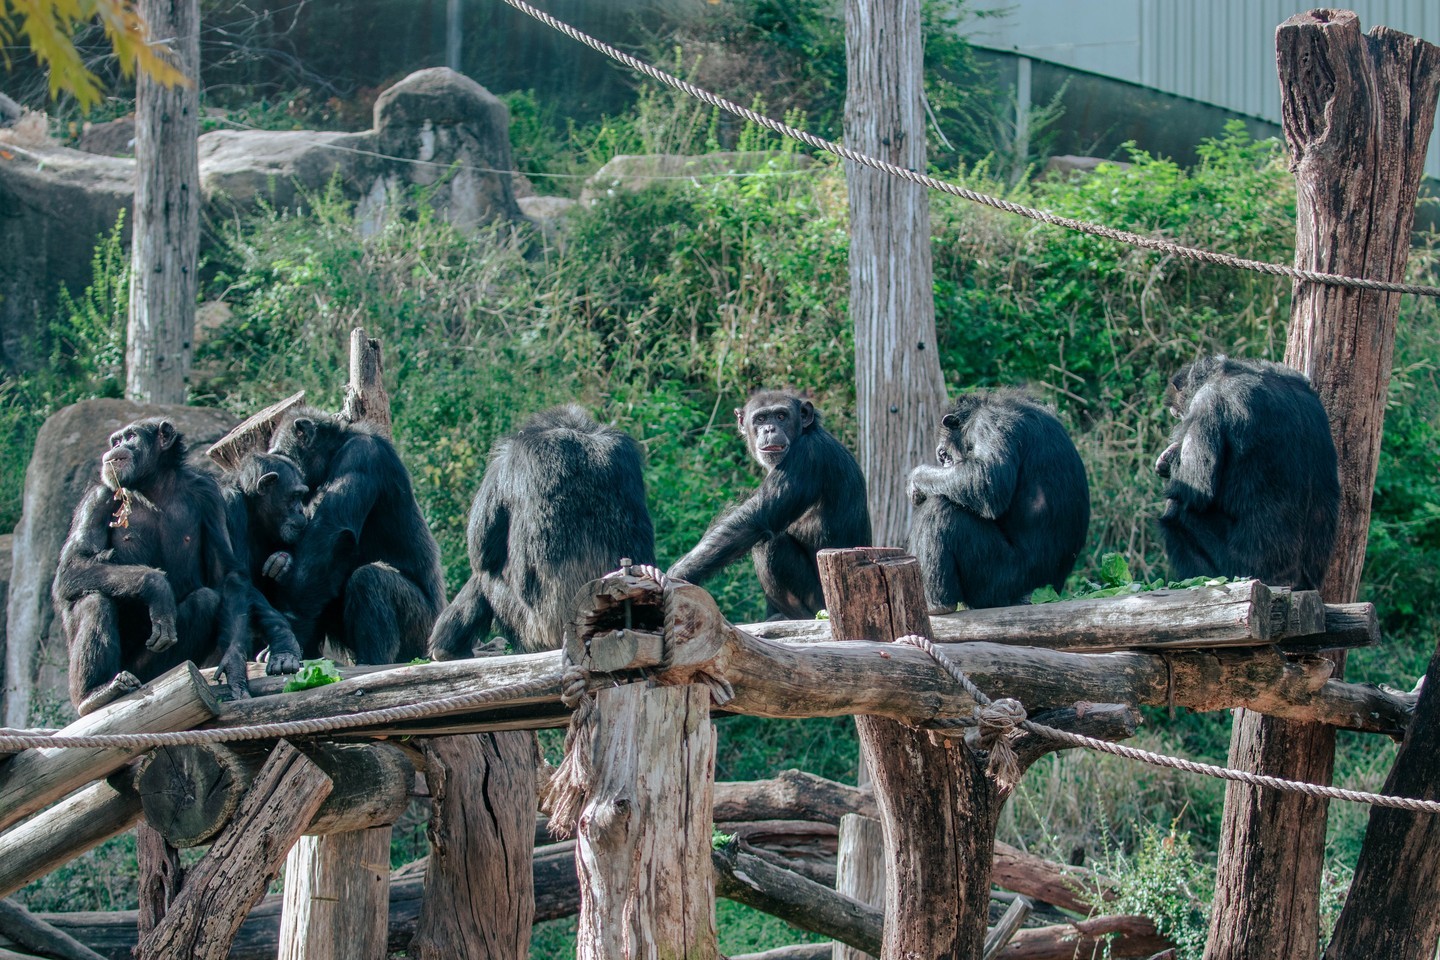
575, 683, 718, 960
818, 547, 998, 959
278, 831, 391, 960
833, 813, 884, 960
410, 732, 538, 960
844, 0, 948, 549
1205, 12, 1440, 960
135, 822, 183, 939
127, 0, 200, 404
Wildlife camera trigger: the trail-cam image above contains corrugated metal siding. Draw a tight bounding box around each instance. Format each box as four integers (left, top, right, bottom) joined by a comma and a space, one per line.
969, 1, 1440, 181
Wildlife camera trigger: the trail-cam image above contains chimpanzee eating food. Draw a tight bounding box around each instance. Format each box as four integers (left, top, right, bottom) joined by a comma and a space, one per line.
908, 390, 1091, 611
267, 408, 444, 664
54, 418, 249, 714
220, 451, 308, 679
429, 405, 656, 658
1155, 355, 1339, 589
668, 390, 871, 619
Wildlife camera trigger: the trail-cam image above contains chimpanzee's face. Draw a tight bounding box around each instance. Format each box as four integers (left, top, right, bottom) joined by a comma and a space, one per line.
251, 454, 309, 544
102, 419, 175, 490
738, 398, 814, 471
268, 418, 326, 489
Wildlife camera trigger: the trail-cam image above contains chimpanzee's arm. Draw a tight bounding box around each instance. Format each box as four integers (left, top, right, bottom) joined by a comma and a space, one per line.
55, 487, 177, 611
908, 422, 1019, 521
1164, 387, 1225, 511
467, 472, 510, 576
669, 467, 818, 586
284, 439, 382, 619
428, 575, 496, 660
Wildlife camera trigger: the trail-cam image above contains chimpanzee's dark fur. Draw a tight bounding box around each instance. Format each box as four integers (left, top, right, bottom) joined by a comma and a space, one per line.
1156, 355, 1339, 589
220, 452, 308, 680
53, 419, 249, 714
668, 390, 871, 619
428, 405, 656, 658
268, 409, 444, 664
908, 390, 1090, 611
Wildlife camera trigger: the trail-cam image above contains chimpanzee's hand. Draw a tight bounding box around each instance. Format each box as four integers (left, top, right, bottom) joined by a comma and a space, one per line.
909, 478, 928, 506
262, 551, 293, 581
215, 652, 251, 702
146, 615, 178, 652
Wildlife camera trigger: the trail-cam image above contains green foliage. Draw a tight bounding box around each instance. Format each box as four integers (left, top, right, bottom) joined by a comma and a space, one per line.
281, 658, 342, 692
1032, 552, 1231, 603
1099, 823, 1212, 959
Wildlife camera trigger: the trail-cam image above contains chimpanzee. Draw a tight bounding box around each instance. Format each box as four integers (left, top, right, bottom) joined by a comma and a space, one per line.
53, 419, 249, 714
908, 390, 1091, 611
668, 390, 871, 619
1155, 355, 1339, 589
429, 405, 656, 658
267, 408, 445, 664
220, 451, 308, 680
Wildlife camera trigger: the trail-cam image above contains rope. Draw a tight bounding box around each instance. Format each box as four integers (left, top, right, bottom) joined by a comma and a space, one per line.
496, 0, 1440, 300
896, 635, 1440, 815
0, 673, 563, 752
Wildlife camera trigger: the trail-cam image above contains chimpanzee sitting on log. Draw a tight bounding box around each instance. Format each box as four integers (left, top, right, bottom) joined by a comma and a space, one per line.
268, 408, 444, 664
1155, 355, 1339, 589
54, 418, 249, 714
908, 390, 1091, 611
429, 405, 656, 658
669, 390, 871, 619
220, 451, 308, 679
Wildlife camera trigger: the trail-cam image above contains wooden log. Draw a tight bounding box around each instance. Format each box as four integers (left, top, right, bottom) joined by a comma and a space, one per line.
982, 896, 1031, 960
0, 663, 218, 834
0, 775, 142, 898
135, 822, 181, 938
819, 547, 993, 960
576, 683, 718, 959
731, 948, 830, 960
409, 732, 537, 960
136, 740, 332, 960
205, 391, 306, 470
340, 329, 391, 438
996, 915, 1170, 959
1278, 602, 1376, 653
1208, 12, 1440, 960
712, 840, 881, 956
834, 813, 882, 960
713, 770, 875, 824
0, 899, 105, 960
278, 830, 390, 960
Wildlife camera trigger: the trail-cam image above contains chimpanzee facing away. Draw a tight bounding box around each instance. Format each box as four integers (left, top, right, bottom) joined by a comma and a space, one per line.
908, 390, 1091, 611
53, 419, 249, 714
220, 452, 308, 679
268, 409, 445, 664
668, 391, 871, 619
429, 406, 656, 658
1156, 355, 1339, 589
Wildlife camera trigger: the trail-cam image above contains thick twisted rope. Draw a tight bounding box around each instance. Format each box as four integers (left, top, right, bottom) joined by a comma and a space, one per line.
896, 634, 1440, 815
497, 0, 1440, 300
0, 673, 563, 752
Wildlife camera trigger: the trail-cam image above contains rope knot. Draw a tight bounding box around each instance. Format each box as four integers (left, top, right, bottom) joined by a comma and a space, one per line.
975, 698, 1027, 790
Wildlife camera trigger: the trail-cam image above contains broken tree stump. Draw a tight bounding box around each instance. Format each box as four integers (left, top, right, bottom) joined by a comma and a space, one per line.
136, 740, 332, 960
340, 328, 391, 438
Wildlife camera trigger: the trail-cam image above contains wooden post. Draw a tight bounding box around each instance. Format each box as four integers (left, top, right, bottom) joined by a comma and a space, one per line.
409, 732, 539, 960
832, 813, 883, 960
1206, 13, 1440, 960
137, 741, 333, 960
818, 547, 996, 959
278, 830, 391, 960
575, 683, 718, 959
126, 0, 200, 404
844, 0, 948, 548
340, 328, 392, 438
136, 822, 183, 939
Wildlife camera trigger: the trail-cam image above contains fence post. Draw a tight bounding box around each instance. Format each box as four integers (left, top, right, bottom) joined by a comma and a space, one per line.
575, 682, 718, 959
818, 547, 999, 959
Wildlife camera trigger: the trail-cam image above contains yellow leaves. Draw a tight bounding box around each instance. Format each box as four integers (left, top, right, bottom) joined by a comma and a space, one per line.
0, 0, 190, 109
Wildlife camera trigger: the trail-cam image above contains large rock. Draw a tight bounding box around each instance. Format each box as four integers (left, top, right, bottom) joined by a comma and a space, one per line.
0, 67, 521, 372
3, 400, 237, 727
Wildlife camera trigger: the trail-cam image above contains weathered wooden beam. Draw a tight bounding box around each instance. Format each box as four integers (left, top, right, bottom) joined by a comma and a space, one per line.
0, 774, 142, 899
278, 830, 390, 960
729, 947, 830, 960
205, 390, 306, 470
576, 683, 718, 959
713, 770, 875, 824
997, 915, 1170, 959
982, 896, 1031, 960
136, 741, 332, 960
340, 328, 391, 438
0, 899, 105, 960
0, 664, 218, 834
834, 813, 883, 960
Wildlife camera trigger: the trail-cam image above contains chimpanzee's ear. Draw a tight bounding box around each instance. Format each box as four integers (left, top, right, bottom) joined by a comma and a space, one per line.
156, 421, 177, 449
941, 413, 960, 430
293, 418, 315, 441
799, 400, 815, 428
734, 407, 746, 428
257, 471, 280, 491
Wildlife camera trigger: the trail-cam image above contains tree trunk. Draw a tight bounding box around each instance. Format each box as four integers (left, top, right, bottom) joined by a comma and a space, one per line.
1206, 13, 1440, 960
832, 813, 882, 960
135, 822, 182, 939
844, 0, 948, 550
410, 733, 538, 960
278, 831, 391, 960
127, 0, 200, 404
